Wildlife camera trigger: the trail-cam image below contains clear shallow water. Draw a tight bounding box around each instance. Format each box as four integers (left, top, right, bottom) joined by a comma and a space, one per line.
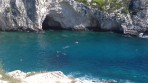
0, 31, 148, 83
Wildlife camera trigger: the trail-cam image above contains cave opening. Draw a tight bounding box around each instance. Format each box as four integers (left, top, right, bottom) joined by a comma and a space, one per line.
42, 15, 62, 31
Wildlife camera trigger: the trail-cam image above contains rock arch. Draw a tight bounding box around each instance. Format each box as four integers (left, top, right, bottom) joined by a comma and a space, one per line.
42, 15, 62, 30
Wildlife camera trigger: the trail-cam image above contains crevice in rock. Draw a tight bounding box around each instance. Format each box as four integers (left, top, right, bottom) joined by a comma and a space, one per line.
22, 0, 36, 22
10, 0, 21, 16
42, 15, 63, 31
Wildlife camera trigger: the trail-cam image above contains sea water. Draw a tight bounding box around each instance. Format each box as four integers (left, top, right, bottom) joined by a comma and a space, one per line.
0, 31, 148, 83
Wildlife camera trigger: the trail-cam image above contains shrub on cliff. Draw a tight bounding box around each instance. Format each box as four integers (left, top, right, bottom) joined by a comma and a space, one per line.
76, 0, 130, 14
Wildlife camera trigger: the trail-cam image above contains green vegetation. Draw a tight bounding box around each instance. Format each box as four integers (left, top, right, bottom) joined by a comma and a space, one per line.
76, 0, 88, 4
76, 0, 130, 14
0, 63, 20, 83
92, 0, 106, 11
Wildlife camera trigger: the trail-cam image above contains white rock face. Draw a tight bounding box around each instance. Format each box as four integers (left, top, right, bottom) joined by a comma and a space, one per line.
0, 0, 96, 31
7, 70, 105, 83
23, 71, 74, 83
0, 0, 147, 35
0, 80, 8, 83
7, 70, 27, 80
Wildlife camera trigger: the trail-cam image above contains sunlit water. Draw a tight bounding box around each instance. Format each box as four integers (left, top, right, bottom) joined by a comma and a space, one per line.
0, 31, 148, 83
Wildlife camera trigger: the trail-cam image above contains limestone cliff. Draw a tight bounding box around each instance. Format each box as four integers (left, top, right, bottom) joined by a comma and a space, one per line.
78, 0, 148, 35
127, 0, 148, 35
0, 0, 148, 36
0, 0, 97, 32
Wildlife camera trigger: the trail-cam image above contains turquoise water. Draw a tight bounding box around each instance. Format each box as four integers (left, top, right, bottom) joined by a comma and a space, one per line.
0, 31, 148, 83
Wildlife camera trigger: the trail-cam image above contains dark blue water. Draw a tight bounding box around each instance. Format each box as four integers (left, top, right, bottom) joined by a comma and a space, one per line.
0, 31, 148, 83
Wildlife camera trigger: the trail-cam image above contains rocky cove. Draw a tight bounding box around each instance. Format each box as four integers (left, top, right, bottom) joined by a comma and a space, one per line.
0, 0, 148, 83
0, 0, 147, 36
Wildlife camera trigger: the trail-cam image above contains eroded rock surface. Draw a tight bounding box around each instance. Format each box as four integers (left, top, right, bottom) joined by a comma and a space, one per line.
0, 0, 147, 36
0, 0, 97, 32
6, 70, 117, 83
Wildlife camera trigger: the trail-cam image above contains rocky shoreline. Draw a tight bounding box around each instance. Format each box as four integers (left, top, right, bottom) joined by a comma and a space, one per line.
0, 70, 117, 83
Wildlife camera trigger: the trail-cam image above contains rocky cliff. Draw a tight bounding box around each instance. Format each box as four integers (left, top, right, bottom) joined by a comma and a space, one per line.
0, 0, 147, 36
127, 0, 148, 35
0, 0, 97, 32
